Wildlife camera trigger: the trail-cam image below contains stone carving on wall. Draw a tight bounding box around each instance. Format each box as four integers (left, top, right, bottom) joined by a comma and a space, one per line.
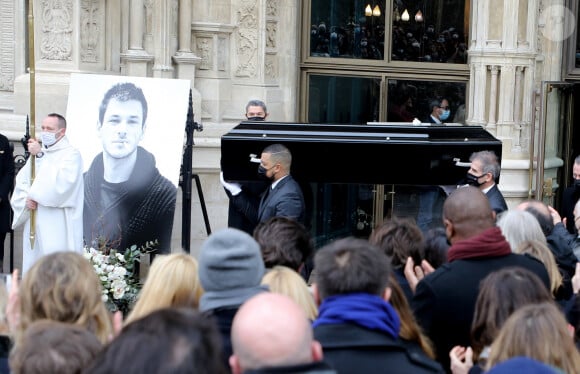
266, 21, 277, 49
265, 54, 277, 79
235, 0, 258, 77
144, 0, 154, 51
218, 37, 227, 71
40, 0, 74, 61
266, 0, 277, 17
197, 37, 212, 70
0, 0, 15, 90
80, 0, 101, 63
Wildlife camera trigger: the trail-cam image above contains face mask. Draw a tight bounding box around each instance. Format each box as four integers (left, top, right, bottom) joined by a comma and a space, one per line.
574, 179, 580, 190
465, 173, 484, 187
247, 116, 265, 121
258, 165, 274, 180
41, 131, 59, 147
440, 109, 451, 121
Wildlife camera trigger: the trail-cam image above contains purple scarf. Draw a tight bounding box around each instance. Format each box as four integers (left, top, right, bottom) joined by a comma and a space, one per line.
313, 293, 401, 339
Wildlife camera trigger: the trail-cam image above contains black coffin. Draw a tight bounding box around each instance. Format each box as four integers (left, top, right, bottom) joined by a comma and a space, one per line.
221, 122, 503, 186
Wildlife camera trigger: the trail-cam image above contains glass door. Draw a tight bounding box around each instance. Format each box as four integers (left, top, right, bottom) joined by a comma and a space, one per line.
536, 81, 574, 207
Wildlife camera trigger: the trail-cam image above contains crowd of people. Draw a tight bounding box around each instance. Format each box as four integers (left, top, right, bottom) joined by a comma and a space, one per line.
0, 180, 578, 373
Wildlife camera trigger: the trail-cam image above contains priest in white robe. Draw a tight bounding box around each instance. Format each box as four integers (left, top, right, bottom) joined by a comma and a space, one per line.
11, 113, 84, 274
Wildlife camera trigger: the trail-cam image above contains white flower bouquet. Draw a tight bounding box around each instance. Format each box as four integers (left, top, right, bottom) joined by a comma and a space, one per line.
83, 244, 144, 314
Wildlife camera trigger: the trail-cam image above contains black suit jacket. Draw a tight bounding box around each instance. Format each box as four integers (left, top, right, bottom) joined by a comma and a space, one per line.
560, 185, 580, 234
412, 253, 550, 373
0, 135, 14, 234
258, 175, 305, 224
231, 175, 306, 228
225, 181, 268, 235
485, 184, 508, 215
314, 323, 444, 374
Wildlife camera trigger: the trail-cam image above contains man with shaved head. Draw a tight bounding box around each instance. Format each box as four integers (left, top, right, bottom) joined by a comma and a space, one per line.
410, 186, 550, 371
229, 293, 334, 374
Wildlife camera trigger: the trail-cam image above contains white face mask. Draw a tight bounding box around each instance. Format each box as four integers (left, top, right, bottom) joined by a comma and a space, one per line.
41, 131, 59, 147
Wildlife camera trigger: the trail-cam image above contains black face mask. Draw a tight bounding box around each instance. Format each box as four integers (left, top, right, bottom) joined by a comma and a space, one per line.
258, 165, 274, 181
574, 179, 580, 190
465, 173, 484, 187
247, 116, 265, 121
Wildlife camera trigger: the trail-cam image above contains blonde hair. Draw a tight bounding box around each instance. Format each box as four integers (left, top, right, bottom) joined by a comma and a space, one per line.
486, 302, 580, 374
18, 252, 113, 344
261, 266, 318, 320
125, 253, 203, 325
514, 240, 563, 296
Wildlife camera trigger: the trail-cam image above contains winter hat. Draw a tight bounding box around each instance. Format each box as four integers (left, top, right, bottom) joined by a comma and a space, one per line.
487, 357, 560, 374
199, 228, 267, 311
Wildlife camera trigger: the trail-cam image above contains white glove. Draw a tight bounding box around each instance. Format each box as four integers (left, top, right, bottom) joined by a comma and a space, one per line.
220, 172, 242, 196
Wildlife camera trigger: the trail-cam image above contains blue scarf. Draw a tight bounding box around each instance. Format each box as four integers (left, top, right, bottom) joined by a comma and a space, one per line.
312, 293, 401, 339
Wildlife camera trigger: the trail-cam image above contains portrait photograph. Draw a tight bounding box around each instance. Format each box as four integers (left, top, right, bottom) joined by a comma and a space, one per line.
66, 73, 190, 253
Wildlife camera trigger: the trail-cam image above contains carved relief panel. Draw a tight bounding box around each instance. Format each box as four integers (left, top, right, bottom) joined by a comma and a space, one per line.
80, 0, 102, 63
0, 0, 15, 90
39, 0, 74, 61
235, 0, 258, 77
197, 37, 213, 70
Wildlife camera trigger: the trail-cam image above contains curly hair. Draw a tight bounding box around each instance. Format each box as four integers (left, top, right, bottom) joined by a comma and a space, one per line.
18, 252, 113, 344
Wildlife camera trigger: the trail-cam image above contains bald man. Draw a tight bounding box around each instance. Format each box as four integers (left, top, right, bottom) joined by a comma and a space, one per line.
229, 293, 334, 374
411, 186, 550, 372
517, 199, 577, 300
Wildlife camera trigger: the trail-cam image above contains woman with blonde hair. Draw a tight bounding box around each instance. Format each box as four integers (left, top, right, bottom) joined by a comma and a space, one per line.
515, 240, 563, 297
261, 266, 317, 320
486, 302, 580, 374
125, 253, 203, 325
16, 251, 113, 343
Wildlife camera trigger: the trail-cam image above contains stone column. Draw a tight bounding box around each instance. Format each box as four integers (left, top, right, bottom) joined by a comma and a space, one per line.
121, 0, 153, 77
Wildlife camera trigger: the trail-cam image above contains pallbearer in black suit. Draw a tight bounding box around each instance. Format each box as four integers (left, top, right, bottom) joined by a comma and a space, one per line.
465, 150, 508, 215
222, 143, 305, 229
221, 100, 269, 234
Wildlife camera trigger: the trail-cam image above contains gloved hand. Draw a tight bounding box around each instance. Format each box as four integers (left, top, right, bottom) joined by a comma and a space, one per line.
220, 172, 242, 196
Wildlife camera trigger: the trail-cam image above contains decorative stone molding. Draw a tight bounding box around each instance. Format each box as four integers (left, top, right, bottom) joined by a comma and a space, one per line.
266, 21, 277, 49
266, 0, 277, 17
235, 0, 258, 77
191, 22, 235, 78
0, 0, 15, 90
39, 0, 74, 61
80, 0, 102, 63
197, 37, 212, 70
265, 54, 277, 79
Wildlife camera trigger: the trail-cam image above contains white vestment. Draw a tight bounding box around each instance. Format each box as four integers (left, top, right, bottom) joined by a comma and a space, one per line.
10, 136, 84, 273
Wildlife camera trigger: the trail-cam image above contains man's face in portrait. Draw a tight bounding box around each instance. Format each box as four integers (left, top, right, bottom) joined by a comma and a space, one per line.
99, 98, 145, 159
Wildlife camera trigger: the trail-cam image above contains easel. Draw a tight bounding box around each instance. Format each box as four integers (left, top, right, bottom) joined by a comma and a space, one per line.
180, 89, 211, 253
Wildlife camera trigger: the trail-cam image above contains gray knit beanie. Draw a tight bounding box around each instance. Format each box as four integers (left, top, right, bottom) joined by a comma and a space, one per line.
198, 228, 267, 311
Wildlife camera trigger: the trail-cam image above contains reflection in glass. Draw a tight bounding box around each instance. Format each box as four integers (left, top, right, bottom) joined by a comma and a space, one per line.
308, 75, 381, 124
391, 0, 468, 63
310, 182, 448, 248
576, 22, 580, 68
387, 79, 467, 123
310, 0, 385, 59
